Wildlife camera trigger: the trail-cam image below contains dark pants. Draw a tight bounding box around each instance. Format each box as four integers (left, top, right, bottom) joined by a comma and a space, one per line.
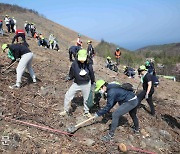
137, 90, 155, 115
10, 24, 15, 33
12, 33, 26, 44
110, 98, 139, 135
116, 58, 120, 65
6, 24, 10, 32
69, 51, 77, 61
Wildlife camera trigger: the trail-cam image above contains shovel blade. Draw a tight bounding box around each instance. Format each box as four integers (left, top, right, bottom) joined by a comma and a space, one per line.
67, 126, 76, 133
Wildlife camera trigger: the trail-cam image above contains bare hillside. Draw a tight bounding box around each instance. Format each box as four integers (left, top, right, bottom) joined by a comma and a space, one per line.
0, 3, 99, 50
0, 3, 180, 154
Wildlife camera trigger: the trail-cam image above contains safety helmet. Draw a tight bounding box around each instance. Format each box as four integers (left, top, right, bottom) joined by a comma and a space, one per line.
95, 80, 105, 92
107, 56, 111, 60
2, 44, 8, 52
87, 40, 92, 44
116, 47, 120, 51
138, 65, 147, 72
145, 60, 150, 66
77, 49, 87, 61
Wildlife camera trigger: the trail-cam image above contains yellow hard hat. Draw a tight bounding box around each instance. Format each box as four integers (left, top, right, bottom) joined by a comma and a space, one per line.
95, 80, 105, 92
2, 44, 8, 52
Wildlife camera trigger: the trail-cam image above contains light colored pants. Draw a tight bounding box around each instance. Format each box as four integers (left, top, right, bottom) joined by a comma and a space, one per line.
64, 81, 91, 113
16, 52, 36, 84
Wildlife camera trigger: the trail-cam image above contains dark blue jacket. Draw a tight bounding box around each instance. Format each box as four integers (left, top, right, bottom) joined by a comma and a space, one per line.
9, 44, 31, 60
69, 60, 95, 85
69, 46, 81, 55
97, 84, 135, 116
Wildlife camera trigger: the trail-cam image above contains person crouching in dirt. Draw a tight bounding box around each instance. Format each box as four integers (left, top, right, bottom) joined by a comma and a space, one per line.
60, 49, 95, 118
123, 66, 136, 78
94, 80, 139, 142
68, 45, 81, 62
1, 44, 36, 89
137, 65, 155, 115
12, 29, 29, 47
38, 34, 49, 48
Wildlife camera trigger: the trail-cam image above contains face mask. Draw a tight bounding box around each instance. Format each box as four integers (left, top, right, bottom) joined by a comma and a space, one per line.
99, 89, 105, 95
79, 69, 87, 76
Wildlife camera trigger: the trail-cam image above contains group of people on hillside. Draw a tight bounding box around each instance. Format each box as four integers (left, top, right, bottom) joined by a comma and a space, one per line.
4, 15, 17, 33
68, 38, 95, 64
1, 18, 158, 143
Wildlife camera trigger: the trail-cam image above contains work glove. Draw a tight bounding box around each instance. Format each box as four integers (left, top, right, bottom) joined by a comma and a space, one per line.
65, 76, 71, 82
16, 58, 20, 62
145, 93, 149, 99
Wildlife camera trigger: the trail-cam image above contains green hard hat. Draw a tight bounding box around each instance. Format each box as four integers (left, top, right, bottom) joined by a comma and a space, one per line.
145, 60, 150, 66
107, 56, 111, 60
139, 65, 147, 71
2, 44, 8, 52
95, 80, 105, 92
78, 49, 87, 61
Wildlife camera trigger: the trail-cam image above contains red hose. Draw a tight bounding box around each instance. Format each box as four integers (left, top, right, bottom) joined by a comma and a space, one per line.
127, 146, 157, 154
3, 116, 76, 136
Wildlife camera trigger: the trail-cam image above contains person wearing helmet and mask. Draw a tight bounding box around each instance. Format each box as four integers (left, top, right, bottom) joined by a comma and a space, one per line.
60, 49, 95, 118
1, 43, 36, 89
94, 80, 139, 142
114, 47, 121, 65
137, 65, 155, 115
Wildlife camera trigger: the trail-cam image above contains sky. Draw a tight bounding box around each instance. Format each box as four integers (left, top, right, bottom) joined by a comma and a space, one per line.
1, 0, 180, 50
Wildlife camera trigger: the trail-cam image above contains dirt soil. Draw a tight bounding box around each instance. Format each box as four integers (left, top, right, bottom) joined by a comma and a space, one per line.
0, 34, 180, 154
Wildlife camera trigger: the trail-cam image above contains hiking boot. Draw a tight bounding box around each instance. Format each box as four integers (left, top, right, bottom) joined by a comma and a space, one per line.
59, 111, 68, 116
133, 129, 140, 134
9, 84, 20, 89
101, 132, 114, 142
83, 112, 93, 118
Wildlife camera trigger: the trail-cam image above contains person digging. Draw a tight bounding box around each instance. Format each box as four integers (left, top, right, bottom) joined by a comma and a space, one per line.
59, 49, 95, 118
1, 43, 36, 89
94, 80, 139, 142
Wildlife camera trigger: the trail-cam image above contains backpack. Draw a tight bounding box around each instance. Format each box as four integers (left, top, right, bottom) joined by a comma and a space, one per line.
9, 18, 14, 25
121, 83, 134, 91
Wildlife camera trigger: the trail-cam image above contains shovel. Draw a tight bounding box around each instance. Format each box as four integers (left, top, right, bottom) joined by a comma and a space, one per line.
67, 116, 95, 133
1, 60, 17, 74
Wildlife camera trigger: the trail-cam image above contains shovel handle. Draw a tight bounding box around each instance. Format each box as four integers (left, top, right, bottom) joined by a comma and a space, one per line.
2, 61, 17, 72
74, 116, 95, 128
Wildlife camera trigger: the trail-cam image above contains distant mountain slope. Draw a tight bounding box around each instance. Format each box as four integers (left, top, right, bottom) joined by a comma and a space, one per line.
0, 3, 99, 50
95, 40, 144, 66
136, 43, 180, 57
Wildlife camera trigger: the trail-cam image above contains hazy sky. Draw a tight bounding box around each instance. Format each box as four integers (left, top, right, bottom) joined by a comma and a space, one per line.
1, 0, 180, 50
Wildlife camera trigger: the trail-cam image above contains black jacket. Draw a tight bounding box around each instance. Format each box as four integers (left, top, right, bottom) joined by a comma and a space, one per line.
69, 46, 81, 55
97, 84, 135, 116
69, 60, 95, 85
142, 73, 154, 93
9, 44, 31, 60
87, 44, 94, 58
